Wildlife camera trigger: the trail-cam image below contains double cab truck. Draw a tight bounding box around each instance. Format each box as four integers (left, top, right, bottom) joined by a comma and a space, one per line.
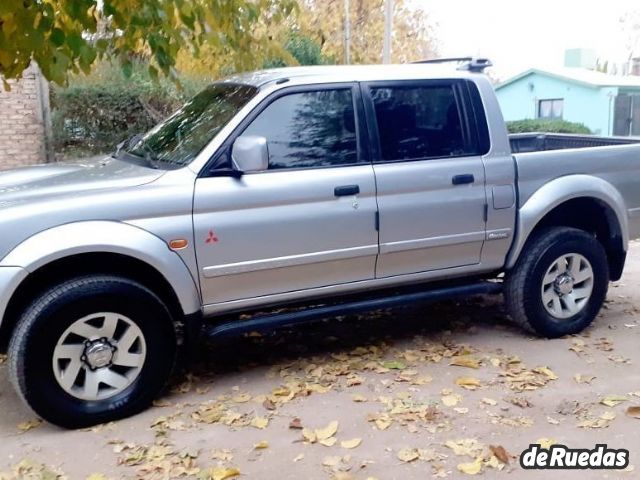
1, 60, 639, 427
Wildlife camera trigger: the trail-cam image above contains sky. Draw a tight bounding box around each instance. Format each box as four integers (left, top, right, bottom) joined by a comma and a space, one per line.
414, 0, 640, 80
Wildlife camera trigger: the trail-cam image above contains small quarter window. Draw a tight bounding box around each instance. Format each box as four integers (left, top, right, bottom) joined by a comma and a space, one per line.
242, 88, 359, 169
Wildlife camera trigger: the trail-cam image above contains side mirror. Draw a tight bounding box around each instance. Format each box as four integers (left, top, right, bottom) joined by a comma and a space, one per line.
232, 136, 269, 173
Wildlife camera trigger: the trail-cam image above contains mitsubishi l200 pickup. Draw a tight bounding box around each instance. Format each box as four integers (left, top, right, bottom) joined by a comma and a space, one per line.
1, 59, 639, 427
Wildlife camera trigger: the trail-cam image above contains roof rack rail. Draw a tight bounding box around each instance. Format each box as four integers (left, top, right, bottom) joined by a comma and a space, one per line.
411, 57, 493, 73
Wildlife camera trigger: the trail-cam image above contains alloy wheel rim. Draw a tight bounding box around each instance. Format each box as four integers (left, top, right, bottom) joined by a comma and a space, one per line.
52, 312, 146, 401
541, 253, 594, 320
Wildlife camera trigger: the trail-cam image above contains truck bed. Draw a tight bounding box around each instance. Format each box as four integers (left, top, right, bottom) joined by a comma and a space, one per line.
509, 133, 640, 153
511, 133, 640, 242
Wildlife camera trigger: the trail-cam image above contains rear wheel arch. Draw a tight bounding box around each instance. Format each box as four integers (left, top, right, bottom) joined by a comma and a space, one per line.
508, 180, 628, 281
523, 197, 625, 280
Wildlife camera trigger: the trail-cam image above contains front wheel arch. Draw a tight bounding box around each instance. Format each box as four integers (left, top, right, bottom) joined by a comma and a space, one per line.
1, 252, 189, 352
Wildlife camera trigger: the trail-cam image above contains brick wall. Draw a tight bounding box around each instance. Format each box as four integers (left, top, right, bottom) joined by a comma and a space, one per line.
0, 65, 52, 170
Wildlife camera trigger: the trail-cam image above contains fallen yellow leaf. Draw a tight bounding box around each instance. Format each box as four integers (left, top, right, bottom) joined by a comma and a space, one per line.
315, 420, 339, 440
200, 467, 241, 480
600, 395, 628, 407
250, 416, 269, 429
319, 437, 337, 447
457, 458, 483, 475
456, 377, 481, 390
442, 393, 462, 407
534, 367, 558, 380
253, 440, 269, 450
573, 374, 596, 384
450, 356, 481, 369
445, 439, 484, 457
537, 438, 556, 449
17, 419, 42, 432
382, 360, 407, 370
332, 473, 356, 480
232, 393, 251, 403
375, 417, 392, 430
397, 448, 420, 462
340, 438, 362, 449
302, 428, 317, 443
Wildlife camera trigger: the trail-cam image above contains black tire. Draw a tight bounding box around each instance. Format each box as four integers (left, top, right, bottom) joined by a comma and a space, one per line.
505, 227, 609, 338
8, 275, 177, 428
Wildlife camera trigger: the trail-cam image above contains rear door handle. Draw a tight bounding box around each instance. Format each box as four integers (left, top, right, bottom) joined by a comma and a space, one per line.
334, 185, 360, 196
452, 174, 475, 185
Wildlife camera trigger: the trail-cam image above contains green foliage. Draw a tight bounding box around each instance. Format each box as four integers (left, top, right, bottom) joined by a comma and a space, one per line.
51, 60, 206, 158
0, 0, 297, 86
506, 119, 592, 134
263, 32, 332, 68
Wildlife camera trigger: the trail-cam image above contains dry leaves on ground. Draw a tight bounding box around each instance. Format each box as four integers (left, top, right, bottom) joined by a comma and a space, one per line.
302, 420, 339, 446
497, 357, 558, 391
0, 459, 66, 480
600, 395, 628, 407
444, 438, 507, 475
17, 419, 42, 433
196, 467, 240, 480
113, 441, 200, 478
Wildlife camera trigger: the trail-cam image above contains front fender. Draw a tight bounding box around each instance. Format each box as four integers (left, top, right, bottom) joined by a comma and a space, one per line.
0, 221, 201, 315
506, 175, 629, 269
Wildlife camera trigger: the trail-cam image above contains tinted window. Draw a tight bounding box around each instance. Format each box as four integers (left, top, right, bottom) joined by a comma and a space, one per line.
370, 84, 470, 161
124, 83, 257, 168
242, 89, 358, 169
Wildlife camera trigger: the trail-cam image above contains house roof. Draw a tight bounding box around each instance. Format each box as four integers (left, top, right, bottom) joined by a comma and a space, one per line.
496, 66, 640, 90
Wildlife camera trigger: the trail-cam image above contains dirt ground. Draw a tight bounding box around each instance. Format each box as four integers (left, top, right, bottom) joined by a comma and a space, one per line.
2, 243, 640, 480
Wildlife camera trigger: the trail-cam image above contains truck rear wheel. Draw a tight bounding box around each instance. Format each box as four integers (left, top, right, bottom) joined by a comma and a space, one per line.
8, 275, 176, 428
505, 227, 609, 338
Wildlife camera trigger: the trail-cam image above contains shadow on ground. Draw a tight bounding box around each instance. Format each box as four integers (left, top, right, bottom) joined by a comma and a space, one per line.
185, 294, 511, 383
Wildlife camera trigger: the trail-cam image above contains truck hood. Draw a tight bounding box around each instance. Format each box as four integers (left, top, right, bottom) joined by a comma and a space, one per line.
0, 156, 164, 205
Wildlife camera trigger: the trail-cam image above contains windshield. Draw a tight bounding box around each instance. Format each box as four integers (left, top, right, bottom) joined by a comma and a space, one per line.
119, 83, 257, 168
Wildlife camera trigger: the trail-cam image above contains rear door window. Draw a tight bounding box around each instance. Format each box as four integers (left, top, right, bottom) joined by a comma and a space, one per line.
368, 83, 478, 162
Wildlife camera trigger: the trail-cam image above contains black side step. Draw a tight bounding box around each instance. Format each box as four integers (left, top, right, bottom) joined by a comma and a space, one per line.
205, 281, 503, 339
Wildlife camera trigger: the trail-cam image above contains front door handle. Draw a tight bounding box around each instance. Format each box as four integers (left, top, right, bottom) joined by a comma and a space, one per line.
334, 185, 360, 196
452, 174, 475, 185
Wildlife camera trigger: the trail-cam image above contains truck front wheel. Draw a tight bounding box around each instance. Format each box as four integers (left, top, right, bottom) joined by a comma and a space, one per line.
505, 227, 609, 338
8, 275, 177, 428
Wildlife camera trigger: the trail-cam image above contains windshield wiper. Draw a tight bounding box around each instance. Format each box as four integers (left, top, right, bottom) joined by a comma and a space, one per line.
115, 134, 161, 169
138, 140, 161, 170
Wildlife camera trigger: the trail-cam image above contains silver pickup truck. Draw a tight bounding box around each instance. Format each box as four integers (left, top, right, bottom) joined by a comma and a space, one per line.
1, 62, 640, 427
